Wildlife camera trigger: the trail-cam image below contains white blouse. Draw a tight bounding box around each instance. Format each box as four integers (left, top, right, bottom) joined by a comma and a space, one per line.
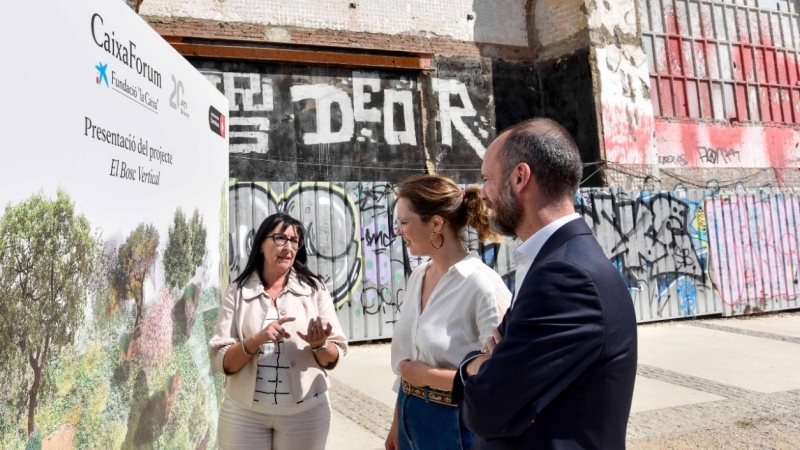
390, 252, 511, 391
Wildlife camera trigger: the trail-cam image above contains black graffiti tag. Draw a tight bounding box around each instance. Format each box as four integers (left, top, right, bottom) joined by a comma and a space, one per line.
697, 147, 740, 165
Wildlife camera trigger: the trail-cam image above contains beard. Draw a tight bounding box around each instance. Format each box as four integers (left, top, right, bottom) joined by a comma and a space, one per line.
486, 179, 523, 237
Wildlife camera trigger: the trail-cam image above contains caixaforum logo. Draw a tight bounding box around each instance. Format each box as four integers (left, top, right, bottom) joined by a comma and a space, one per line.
95, 62, 109, 87
208, 105, 226, 138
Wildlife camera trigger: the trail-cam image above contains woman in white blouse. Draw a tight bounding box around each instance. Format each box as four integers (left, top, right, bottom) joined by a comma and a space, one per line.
386, 175, 511, 450
210, 213, 348, 450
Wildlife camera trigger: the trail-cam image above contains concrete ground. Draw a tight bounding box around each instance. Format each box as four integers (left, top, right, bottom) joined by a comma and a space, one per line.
326, 312, 800, 450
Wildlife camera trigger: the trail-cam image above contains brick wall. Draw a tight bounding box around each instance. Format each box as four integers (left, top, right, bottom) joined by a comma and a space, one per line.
532, 0, 588, 58
140, 0, 528, 47
146, 18, 534, 61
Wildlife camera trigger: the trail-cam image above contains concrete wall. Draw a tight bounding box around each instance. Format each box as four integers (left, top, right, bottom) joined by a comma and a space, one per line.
588, 0, 658, 181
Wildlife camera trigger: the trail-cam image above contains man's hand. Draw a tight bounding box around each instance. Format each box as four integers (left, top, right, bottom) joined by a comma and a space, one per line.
466, 354, 490, 377
480, 327, 503, 355
398, 359, 431, 387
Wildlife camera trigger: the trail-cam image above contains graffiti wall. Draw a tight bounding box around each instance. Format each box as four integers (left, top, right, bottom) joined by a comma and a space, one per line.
227, 181, 517, 341
578, 188, 799, 320
194, 57, 497, 183
578, 188, 719, 321
228, 182, 799, 341
430, 57, 496, 181
706, 192, 800, 315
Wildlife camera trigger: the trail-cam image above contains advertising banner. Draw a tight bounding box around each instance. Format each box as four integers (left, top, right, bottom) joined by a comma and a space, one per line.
0, 1, 229, 448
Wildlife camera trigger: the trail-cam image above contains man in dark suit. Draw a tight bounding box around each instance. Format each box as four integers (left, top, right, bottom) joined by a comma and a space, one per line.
452, 118, 637, 449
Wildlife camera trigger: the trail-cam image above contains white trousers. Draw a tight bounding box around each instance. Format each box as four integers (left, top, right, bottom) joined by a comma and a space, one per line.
217, 396, 331, 450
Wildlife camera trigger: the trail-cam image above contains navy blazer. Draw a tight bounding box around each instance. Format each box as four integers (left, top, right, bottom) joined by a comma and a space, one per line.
452, 218, 637, 450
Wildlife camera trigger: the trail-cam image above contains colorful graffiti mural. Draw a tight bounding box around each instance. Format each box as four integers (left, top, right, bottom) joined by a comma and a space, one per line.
228, 183, 799, 340
577, 189, 718, 321
227, 181, 517, 341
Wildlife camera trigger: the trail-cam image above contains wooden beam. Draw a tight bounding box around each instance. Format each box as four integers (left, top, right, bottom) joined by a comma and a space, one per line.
167, 41, 431, 70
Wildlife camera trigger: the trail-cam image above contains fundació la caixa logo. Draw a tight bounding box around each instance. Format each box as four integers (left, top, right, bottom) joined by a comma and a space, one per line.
95, 62, 109, 87
208, 105, 226, 138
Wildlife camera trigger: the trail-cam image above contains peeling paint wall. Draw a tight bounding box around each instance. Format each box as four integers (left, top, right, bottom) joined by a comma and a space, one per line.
639, 0, 800, 188
589, 0, 658, 169
139, 0, 528, 47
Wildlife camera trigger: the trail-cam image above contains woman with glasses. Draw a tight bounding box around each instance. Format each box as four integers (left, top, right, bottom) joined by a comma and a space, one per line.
386, 174, 511, 450
210, 212, 347, 450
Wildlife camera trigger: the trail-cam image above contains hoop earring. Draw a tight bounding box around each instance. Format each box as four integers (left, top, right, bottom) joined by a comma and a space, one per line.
429, 232, 444, 250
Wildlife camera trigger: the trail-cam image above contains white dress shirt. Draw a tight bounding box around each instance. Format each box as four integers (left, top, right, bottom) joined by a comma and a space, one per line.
458, 213, 582, 386
391, 252, 511, 391
511, 213, 581, 306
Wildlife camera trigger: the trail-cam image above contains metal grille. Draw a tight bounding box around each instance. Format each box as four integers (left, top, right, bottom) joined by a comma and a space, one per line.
639, 0, 800, 123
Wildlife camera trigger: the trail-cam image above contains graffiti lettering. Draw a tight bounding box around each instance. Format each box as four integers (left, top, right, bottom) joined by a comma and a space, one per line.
227, 183, 798, 339
363, 228, 394, 248
290, 84, 356, 145
433, 78, 488, 158
203, 69, 490, 160
202, 72, 272, 154
657, 155, 688, 166
578, 191, 710, 319
697, 146, 741, 165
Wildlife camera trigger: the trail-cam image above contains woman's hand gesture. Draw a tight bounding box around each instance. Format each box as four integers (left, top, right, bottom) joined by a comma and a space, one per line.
256, 316, 295, 345
297, 317, 332, 348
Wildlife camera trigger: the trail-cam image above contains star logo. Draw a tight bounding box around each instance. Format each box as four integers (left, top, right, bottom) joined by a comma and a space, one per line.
95, 62, 109, 87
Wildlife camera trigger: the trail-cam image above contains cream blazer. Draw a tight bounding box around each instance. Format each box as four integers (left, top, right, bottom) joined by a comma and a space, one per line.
209, 271, 348, 407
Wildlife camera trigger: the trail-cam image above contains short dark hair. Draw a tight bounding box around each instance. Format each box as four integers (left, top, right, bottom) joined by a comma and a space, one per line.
497, 118, 583, 201
232, 213, 324, 291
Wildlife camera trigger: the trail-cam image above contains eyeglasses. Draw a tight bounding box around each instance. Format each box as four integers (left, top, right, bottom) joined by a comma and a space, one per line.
266, 234, 304, 249
393, 216, 427, 231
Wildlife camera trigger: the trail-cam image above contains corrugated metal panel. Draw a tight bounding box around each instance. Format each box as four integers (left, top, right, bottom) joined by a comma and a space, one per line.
574, 188, 718, 322
228, 183, 799, 341
705, 188, 800, 315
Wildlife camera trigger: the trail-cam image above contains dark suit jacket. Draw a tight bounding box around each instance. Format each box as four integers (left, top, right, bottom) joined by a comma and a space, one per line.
452, 218, 637, 450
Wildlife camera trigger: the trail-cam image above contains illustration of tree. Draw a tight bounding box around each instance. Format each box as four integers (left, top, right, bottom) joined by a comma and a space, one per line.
189, 209, 207, 274
140, 287, 174, 376
0, 190, 98, 435
163, 208, 206, 291
114, 223, 159, 329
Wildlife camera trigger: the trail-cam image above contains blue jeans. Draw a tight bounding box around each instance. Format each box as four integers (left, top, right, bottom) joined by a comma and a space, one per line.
397, 388, 474, 450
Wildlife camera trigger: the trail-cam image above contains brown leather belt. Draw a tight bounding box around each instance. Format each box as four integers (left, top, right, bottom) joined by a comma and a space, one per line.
401, 379, 457, 407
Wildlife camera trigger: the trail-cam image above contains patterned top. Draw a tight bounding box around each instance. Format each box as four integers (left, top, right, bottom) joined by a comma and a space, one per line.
253, 300, 293, 406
